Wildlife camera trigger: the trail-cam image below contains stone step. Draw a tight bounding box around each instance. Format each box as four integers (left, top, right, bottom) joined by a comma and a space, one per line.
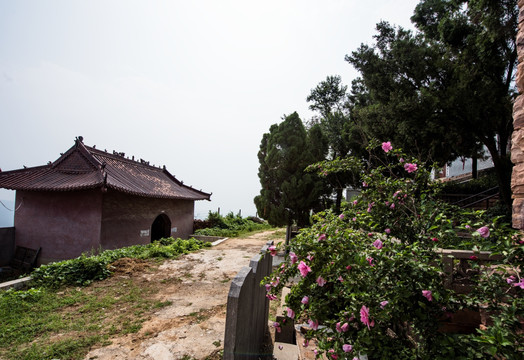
273, 342, 299, 360
0, 276, 32, 290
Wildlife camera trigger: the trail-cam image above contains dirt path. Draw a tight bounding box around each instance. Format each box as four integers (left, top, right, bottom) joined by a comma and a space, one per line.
84, 230, 280, 360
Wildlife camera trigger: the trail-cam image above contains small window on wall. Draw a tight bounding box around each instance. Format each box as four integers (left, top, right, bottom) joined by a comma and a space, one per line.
151, 214, 171, 242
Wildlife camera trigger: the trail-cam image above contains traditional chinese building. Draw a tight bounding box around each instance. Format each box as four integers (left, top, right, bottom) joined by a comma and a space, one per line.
0, 137, 211, 264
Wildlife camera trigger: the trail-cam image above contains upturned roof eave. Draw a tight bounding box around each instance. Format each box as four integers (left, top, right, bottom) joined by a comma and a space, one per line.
161, 168, 212, 200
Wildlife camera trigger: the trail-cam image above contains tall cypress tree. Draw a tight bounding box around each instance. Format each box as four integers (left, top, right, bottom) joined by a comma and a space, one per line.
254, 112, 327, 228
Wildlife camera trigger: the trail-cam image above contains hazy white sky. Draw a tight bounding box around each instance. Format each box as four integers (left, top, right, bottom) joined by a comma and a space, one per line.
0, 0, 420, 225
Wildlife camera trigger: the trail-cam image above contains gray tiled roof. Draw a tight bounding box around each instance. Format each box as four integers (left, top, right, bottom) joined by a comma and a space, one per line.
0, 138, 211, 201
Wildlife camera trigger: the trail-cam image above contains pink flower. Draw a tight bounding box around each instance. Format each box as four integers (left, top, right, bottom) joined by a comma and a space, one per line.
353, 200, 358, 206
399, 158, 405, 163
507, 275, 516, 284
465, 225, 471, 229
336, 322, 343, 333
302, 339, 309, 347
362, 181, 368, 187
381, 141, 393, 153
289, 252, 298, 264
360, 305, 372, 329
336, 321, 349, 333
298, 261, 311, 277
380, 300, 389, 309
286, 307, 295, 319
316, 276, 327, 287
308, 319, 319, 330
268, 245, 277, 256
477, 226, 490, 238
346, 265, 352, 270
328, 349, 337, 359
431, 237, 438, 242
367, 257, 374, 266
404, 163, 418, 173
273, 321, 281, 333
339, 214, 345, 220
385, 228, 391, 234
343, 344, 353, 353
390, 203, 395, 209
337, 275, 344, 282
301, 296, 309, 304
422, 290, 433, 302
278, 345, 283, 350
513, 280, 524, 289
265, 283, 271, 292
266, 294, 277, 300
373, 239, 383, 249
469, 255, 478, 261
352, 217, 357, 221
318, 233, 327, 241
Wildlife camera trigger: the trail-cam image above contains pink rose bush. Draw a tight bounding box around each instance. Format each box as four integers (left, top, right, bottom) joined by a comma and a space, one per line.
265, 141, 522, 358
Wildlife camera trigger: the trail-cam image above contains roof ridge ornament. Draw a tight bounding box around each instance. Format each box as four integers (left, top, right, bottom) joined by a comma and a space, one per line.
75, 136, 84, 147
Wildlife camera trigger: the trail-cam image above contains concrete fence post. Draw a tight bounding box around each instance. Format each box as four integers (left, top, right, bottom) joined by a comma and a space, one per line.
223, 241, 273, 359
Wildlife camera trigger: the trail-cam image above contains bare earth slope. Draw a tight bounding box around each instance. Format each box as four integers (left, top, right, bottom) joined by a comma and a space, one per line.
84, 230, 277, 360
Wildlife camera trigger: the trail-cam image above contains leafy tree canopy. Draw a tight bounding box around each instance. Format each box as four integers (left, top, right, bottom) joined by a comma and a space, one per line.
345, 0, 517, 209
307, 76, 366, 212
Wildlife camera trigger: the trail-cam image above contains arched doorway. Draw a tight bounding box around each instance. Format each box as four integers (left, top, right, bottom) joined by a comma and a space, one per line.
151, 214, 171, 242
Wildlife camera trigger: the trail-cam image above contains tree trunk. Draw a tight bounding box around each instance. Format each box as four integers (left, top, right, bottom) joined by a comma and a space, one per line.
472, 155, 478, 179
484, 139, 513, 213
285, 224, 292, 247
335, 188, 343, 213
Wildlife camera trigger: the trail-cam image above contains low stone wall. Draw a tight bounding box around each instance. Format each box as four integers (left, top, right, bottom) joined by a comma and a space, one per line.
0, 227, 15, 266
189, 235, 227, 244
223, 241, 273, 360
0, 276, 32, 291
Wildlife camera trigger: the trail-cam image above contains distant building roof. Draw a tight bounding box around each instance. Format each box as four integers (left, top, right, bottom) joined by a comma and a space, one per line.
0, 137, 211, 201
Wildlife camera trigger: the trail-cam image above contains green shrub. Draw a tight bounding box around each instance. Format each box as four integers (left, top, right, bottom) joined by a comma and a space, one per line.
194, 211, 271, 237
30, 237, 209, 288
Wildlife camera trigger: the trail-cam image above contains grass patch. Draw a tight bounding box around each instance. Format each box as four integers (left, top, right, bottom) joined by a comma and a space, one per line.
0, 275, 165, 360
188, 305, 225, 325
0, 237, 211, 360
0, 276, 162, 359
266, 228, 286, 241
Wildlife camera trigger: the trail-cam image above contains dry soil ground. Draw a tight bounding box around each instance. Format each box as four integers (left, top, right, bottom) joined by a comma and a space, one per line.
84, 230, 279, 360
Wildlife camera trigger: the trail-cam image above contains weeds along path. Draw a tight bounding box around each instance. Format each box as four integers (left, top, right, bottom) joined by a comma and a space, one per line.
84, 230, 280, 360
